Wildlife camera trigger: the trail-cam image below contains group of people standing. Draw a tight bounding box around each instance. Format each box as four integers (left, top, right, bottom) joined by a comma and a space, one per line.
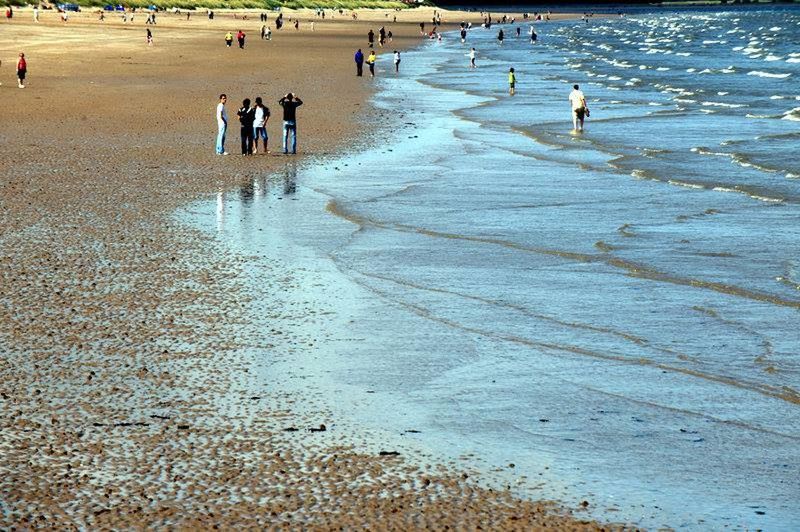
215, 93, 303, 156
353, 48, 401, 77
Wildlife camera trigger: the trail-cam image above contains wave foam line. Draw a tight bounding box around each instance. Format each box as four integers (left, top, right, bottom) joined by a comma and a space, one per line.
326, 201, 800, 310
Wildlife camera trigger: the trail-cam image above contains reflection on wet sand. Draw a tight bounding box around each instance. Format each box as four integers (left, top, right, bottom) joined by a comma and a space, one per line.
216, 190, 225, 232
283, 162, 297, 196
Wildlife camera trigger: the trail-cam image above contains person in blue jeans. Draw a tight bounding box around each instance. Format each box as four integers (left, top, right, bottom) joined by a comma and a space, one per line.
278, 93, 303, 154
215, 94, 228, 155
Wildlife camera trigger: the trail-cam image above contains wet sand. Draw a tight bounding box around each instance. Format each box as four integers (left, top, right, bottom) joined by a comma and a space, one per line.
0, 8, 619, 528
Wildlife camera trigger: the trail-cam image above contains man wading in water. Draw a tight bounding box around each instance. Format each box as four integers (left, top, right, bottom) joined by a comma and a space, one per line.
569, 84, 589, 131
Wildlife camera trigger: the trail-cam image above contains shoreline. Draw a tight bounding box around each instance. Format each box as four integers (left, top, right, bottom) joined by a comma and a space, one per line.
0, 8, 617, 528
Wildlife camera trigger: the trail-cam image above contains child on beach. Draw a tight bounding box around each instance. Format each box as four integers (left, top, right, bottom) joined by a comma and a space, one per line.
393, 50, 401, 73
146, 29, 153, 46
508, 68, 516, 96
16, 53, 27, 89
468, 48, 477, 69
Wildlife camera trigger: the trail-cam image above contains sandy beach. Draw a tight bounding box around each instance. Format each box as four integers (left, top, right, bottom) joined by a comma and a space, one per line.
0, 7, 617, 528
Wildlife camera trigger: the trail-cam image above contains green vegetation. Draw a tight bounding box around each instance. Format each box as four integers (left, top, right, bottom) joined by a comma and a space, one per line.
13, 0, 410, 10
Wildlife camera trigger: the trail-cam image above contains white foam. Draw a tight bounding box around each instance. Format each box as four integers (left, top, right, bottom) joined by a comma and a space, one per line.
782, 107, 800, 122
747, 71, 791, 79
656, 67, 670, 71
765, 55, 783, 62
787, 58, 800, 64
770, 95, 785, 100
669, 180, 705, 189
701, 101, 745, 108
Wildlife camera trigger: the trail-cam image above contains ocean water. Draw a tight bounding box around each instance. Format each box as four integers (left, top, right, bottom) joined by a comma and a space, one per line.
182, 7, 800, 529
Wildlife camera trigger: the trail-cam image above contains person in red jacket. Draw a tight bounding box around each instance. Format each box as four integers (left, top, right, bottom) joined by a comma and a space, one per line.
237, 30, 246, 49
16, 53, 27, 89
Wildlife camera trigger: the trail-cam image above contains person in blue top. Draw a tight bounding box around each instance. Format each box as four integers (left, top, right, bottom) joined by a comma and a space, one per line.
354, 48, 364, 77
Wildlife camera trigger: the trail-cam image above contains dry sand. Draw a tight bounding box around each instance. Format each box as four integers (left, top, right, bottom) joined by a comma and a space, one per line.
0, 8, 626, 529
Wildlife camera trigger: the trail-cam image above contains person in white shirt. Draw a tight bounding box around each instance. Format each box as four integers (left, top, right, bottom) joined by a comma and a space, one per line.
569, 84, 588, 131
216, 94, 229, 155
467, 47, 476, 69
33, 6, 39, 22
252, 96, 271, 154
393, 50, 401, 73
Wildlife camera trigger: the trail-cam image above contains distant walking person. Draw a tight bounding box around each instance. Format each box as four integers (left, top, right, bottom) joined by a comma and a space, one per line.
237, 30, 246, 49
216, 94, 229, 155
393, 50, 401, 73
146, 28, 153, 46
468, 47, 477, 68
367, 29, 375, 48
498, 29, 504, 44
253, 96, 271, 154
16, 53, 27, 88
225, 32, 233, 47
366, 50, 377, 78
33, 6, 39, 22
278, 93, 303, 155
508, 67, 516, 96
237, 98, 255, 155
569, 84, 589, 131
530, 26, 538, 44
354, 48, 364, 76
261, 24, 267, 39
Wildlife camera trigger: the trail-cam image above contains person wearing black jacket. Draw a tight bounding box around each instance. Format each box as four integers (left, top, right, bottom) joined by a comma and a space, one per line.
237, 98, 255, 155
278, 93, 303, 155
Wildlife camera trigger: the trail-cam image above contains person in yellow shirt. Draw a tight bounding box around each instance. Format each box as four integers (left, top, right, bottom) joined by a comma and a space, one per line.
225, 32, 233, 48
508, 67, 516, 96
367, 51, 377, 78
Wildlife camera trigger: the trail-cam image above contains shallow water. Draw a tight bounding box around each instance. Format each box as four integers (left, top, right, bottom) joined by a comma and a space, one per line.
182, 7, 800, 529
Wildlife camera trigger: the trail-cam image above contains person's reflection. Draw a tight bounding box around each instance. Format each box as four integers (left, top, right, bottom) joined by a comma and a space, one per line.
283, 162, 297, 196
238, 177, 255, 204
253, 174, 267, 200
216, 190, 225, 232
